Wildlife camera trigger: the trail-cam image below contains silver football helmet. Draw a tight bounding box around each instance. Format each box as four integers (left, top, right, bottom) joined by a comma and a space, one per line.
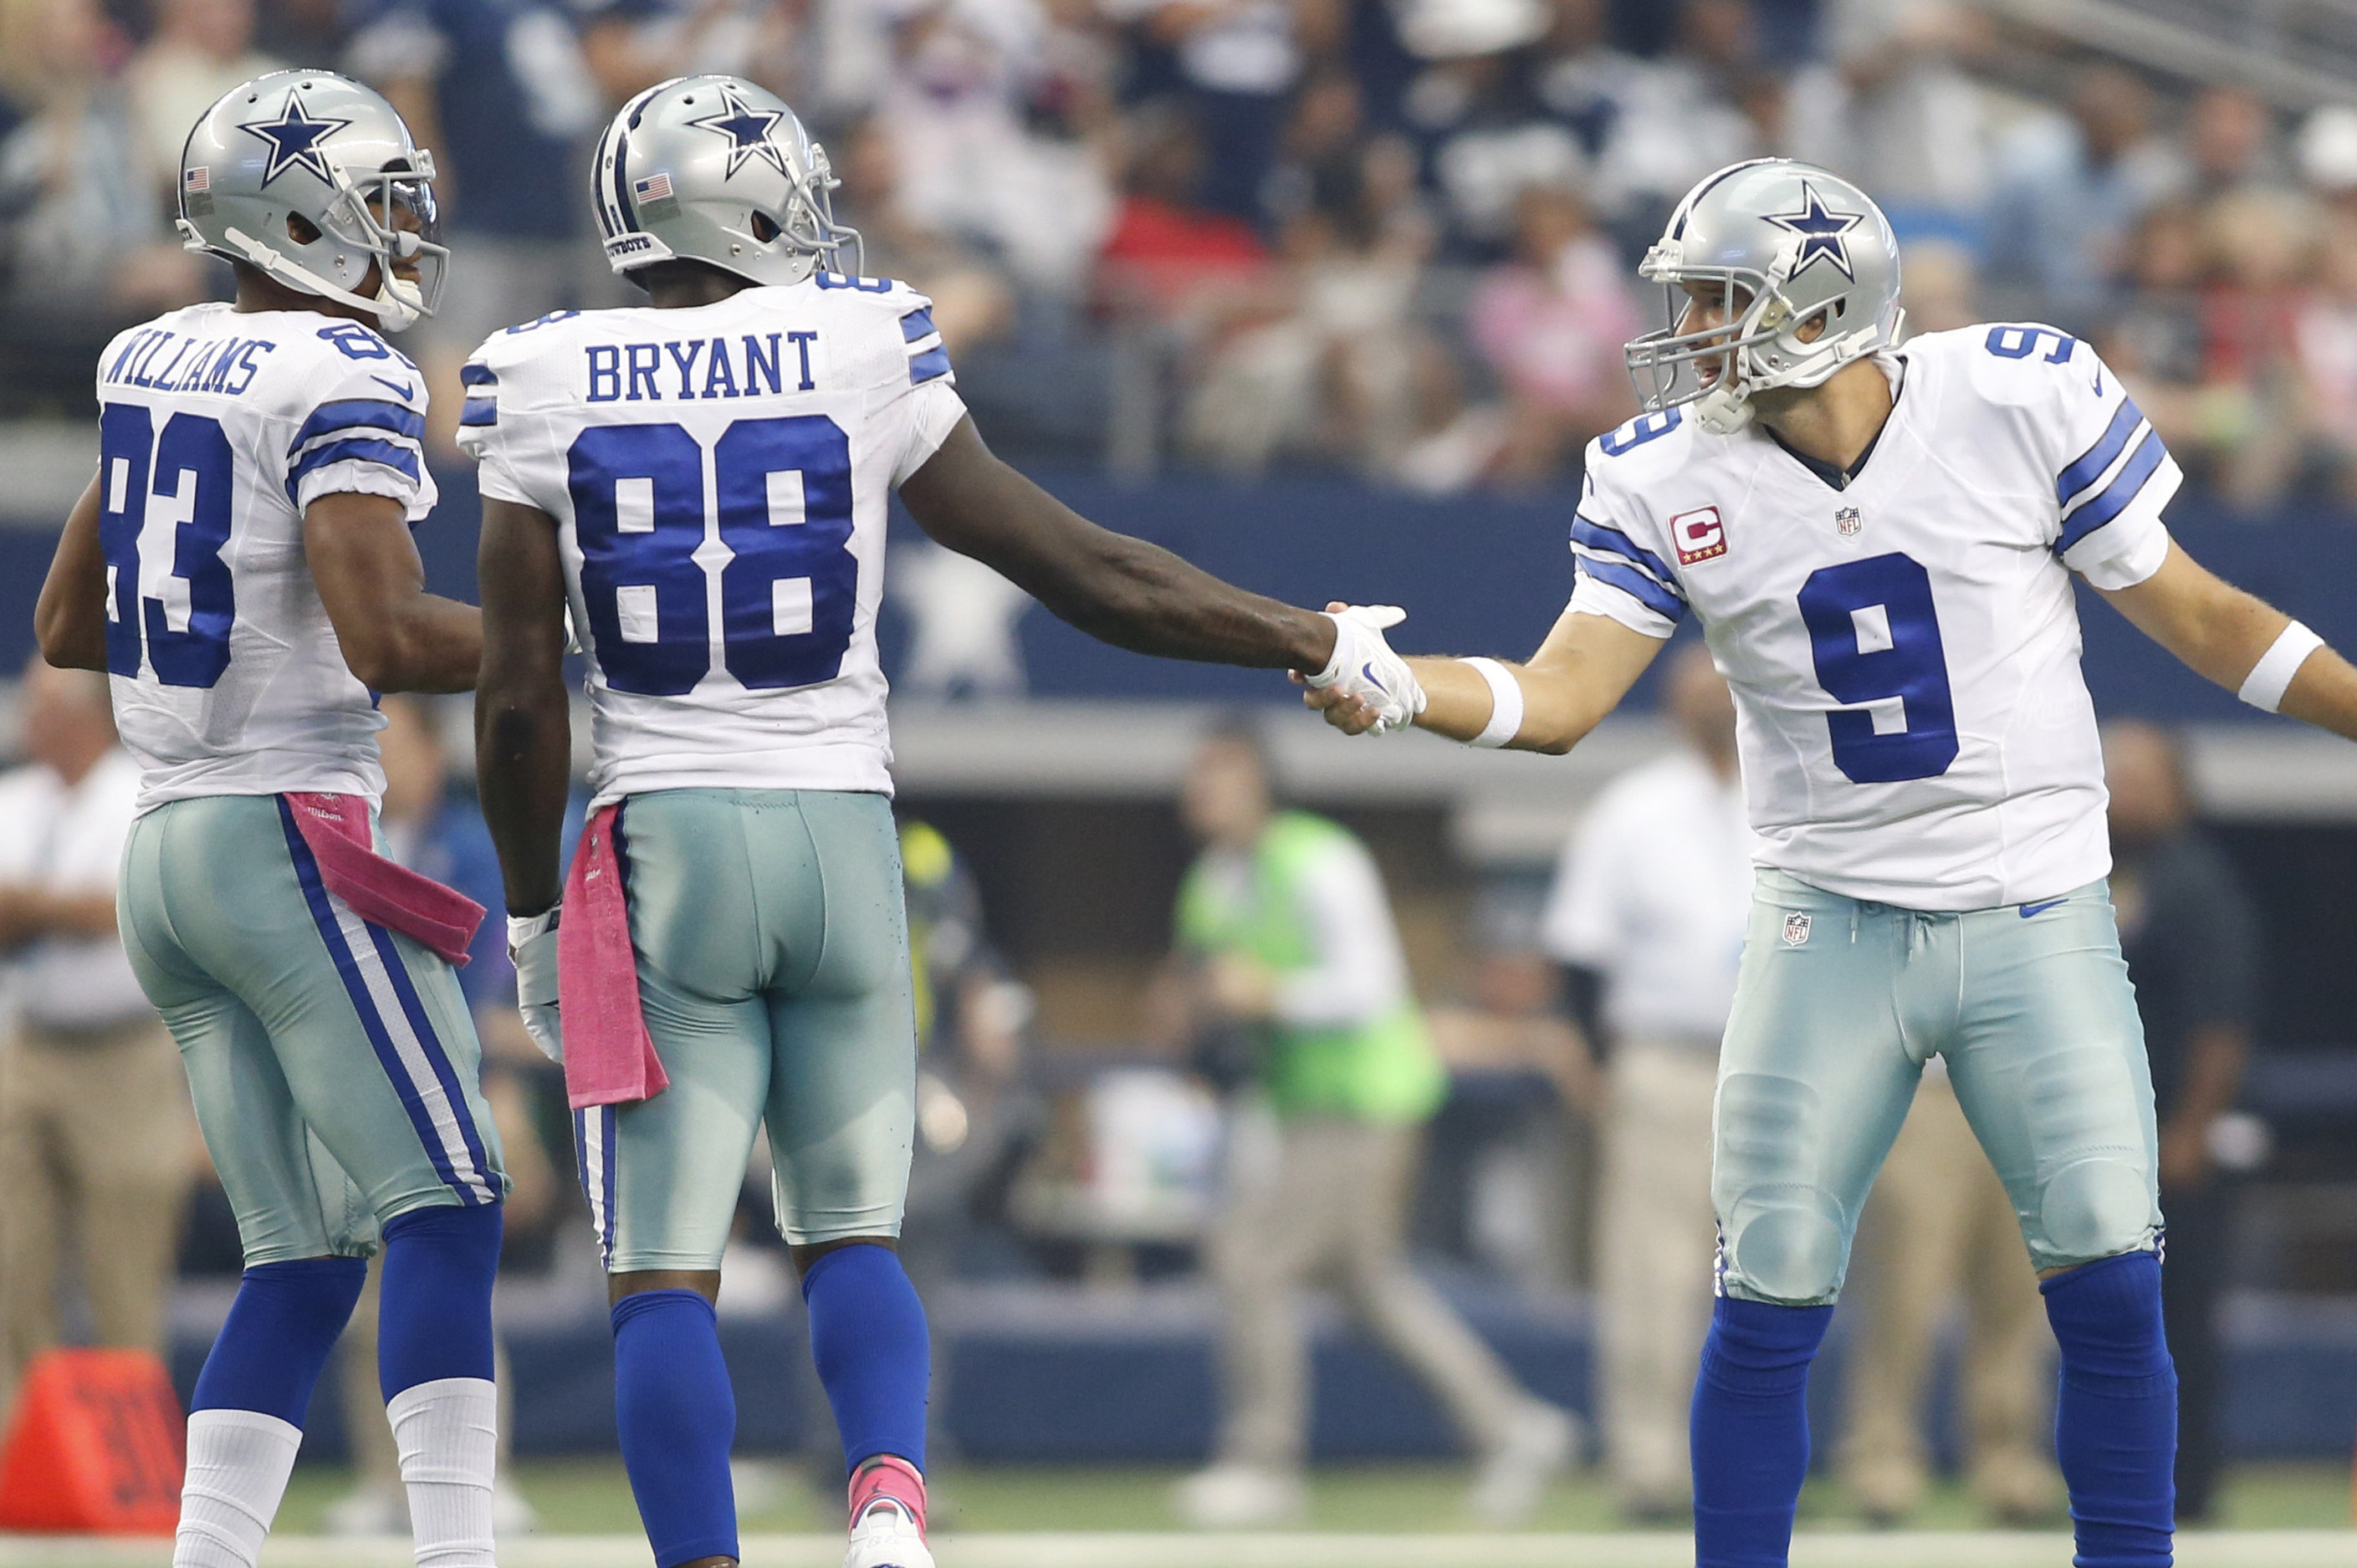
1623, 160, 1903, 435
176, 70, 447, 330
592, 75, 858, 286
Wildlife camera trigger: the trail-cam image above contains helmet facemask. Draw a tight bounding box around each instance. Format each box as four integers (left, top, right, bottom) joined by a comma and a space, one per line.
770, 137, 862, 278
324, 157, 449, 329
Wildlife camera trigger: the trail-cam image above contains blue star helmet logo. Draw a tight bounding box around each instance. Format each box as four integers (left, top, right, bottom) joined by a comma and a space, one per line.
685, 86, 790, 181
238, 90, 355, 188
1764, 181, 1865, 282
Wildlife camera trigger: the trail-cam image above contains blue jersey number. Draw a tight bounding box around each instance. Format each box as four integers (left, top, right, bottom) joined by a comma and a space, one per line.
1597, 407, 1683, 456
1984, 325, 2077, 364
1797, 552, 1959, 784
567, 416, 858, 695
98, 403, 237, 687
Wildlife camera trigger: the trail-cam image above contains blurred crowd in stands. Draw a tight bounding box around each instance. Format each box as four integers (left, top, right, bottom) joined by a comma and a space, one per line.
8, 0, 2357, 500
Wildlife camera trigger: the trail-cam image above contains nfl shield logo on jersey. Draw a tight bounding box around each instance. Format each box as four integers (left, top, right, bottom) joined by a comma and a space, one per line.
1836, 506, 1863, 538
1782, 912, 1812, 947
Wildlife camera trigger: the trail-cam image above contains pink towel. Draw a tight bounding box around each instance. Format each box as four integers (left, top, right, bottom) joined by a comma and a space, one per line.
284, 792, 483, 967
558, 804, 668, 1110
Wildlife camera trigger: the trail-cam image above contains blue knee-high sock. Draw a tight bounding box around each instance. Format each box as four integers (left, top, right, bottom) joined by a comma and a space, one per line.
191, 1257, 367, 1424
802, 1243, 930, 1474
2043, 1251, 2176, 1567
377, 1203, 503, 1397
1690, 1295, 1834, 1568
612, 1290, 738, 1568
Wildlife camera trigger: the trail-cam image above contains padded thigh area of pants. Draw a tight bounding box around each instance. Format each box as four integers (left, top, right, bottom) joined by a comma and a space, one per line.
1715, 1072, 1849, 1305
2022, 1047, 2155, 1263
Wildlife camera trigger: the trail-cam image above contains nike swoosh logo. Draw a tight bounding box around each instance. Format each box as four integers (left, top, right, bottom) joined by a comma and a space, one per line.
371, 375, 417, 399
1361, 661, 1388, 692
2020, 899, 2068, 918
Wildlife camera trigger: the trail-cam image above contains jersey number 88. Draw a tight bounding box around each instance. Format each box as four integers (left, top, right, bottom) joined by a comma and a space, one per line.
568, 416, 856, 695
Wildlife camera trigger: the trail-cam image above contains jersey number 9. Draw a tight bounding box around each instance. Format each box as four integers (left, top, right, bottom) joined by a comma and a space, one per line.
568, 416, 856, 696
1797, 552, 1960, 784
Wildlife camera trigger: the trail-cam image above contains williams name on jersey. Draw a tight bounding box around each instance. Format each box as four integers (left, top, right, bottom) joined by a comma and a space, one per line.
458, 273, 965, 806
1568, 324, 2177, 911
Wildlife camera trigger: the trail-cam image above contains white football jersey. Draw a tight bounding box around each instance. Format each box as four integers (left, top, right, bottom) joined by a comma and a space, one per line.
458, 276, 968, 805
1569, 324, 2180, 910
94, 303, 437, 813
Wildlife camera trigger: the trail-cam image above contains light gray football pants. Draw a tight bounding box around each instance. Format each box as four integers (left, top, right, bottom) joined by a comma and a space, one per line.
1713, 869, 2160, 1306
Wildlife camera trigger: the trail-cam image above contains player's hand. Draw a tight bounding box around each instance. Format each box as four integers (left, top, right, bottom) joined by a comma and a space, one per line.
1301, 602, 1425, 735
1300, 677, 1388, 735
508, 910, 563, 1065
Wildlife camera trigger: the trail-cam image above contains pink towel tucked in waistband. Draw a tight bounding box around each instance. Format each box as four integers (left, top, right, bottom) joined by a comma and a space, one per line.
284, 792, 483, 967
558, 804, 668, 1111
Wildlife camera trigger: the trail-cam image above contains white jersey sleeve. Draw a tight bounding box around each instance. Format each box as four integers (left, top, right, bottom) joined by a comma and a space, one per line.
1567, 415, 1695, 640
1966, 324, 2178, 590
270, 325, 436, 521
458, 276, 970, 805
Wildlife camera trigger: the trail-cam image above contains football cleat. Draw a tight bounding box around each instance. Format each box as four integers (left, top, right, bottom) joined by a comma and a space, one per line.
844, 1497, 933, 1568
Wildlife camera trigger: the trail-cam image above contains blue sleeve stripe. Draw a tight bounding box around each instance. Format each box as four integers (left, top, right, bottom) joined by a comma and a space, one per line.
2056, 396, 2144, 507
290, 398, 427, 452
458, 400, 498, 428
284, 437, 423, 501
459, 363, 498, 386
1576, 553, 1686, 622
1571, 514, 1678, 587
2057, 428, 2166, 554
908, 345, 953, 385
900, 307, 937, 345
1571, 540, 1684, 604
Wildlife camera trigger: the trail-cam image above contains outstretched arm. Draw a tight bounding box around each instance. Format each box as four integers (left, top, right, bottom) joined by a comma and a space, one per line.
473, 498, 574, 917
2097, 541, 2357, 740
304, 492, 483, 692
1306, 604, 1667, 753
34, 475, 108, 672
897, 418, 1335, 674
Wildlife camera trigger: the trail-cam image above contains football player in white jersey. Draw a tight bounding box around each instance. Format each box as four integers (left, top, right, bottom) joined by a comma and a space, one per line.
1306, 160, 2357, 1567
35, 72, 511, 1568
463, 77, 1397, 1568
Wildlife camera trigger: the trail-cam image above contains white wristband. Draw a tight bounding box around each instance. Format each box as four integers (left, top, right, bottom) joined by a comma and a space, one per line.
1465, 657, 1524, 748
2237, 620, 2324, 713
506, 908, 559, 953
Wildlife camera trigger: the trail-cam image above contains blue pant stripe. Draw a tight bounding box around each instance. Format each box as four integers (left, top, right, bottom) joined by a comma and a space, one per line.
364, 920, 495, 1198
601, 1108, 619, 1269
275, 799, 487, 1204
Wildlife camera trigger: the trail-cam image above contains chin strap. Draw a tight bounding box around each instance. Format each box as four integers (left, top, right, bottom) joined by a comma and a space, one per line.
1694, 386, 1756, 435
219, 224, 427, 330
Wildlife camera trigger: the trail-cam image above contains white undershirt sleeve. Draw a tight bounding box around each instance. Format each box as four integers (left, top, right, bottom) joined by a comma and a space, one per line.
1269, 837, 1412, 1029
892, 380, 970, 488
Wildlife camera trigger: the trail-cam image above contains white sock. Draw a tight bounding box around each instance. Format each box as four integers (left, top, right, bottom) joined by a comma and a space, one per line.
175, 1409, 303, 1568
388, 1376, 500, 1568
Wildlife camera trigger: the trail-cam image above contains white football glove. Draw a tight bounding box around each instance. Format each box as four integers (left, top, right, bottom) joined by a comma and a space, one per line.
507, 910, 563, 1064
1306, 605, 1427, 734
